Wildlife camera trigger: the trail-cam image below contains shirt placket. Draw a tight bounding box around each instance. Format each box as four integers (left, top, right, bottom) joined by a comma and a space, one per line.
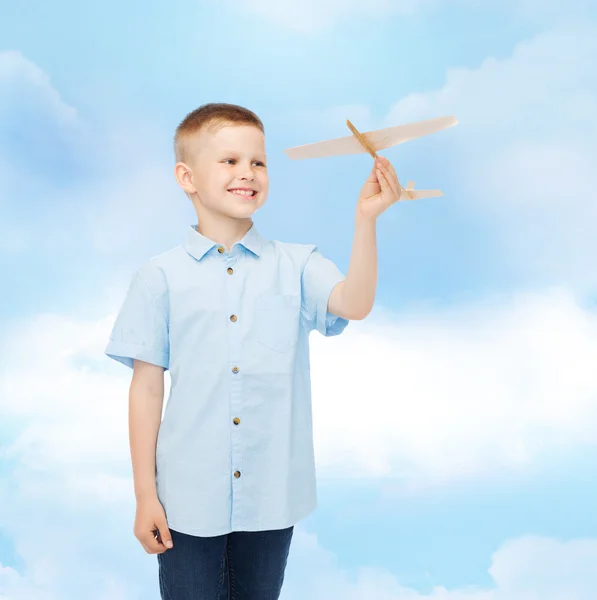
218, 244, 244, 529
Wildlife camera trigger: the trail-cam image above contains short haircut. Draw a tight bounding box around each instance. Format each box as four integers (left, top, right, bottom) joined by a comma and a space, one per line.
174, 102, 265, 164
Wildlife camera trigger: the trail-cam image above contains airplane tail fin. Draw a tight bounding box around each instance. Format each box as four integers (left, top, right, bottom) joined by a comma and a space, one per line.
399, 189, 444, 201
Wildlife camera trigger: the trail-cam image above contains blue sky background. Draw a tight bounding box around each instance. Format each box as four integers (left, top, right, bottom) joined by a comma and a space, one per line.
2, 0, 597, 597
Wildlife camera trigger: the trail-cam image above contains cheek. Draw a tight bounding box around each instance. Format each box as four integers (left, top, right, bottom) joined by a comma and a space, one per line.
210, 172, 230, 191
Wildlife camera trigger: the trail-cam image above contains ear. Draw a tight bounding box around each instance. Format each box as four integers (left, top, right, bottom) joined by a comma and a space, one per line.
174, 162, 197, 193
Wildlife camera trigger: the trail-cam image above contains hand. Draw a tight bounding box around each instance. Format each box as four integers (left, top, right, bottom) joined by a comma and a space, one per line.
356, 156, 402, 221
134, 496, 174, 554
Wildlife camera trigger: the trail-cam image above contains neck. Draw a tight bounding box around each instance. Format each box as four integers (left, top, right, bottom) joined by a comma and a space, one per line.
194, 211, 254, 251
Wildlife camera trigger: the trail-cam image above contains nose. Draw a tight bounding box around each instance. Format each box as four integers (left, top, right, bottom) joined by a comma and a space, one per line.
235, 162, 257, 181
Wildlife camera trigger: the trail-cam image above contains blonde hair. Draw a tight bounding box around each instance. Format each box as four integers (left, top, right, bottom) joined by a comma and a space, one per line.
174, 102, 265, 164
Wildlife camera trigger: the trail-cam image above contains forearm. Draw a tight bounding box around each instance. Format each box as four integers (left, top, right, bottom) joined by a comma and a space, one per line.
128, 376, 164, 501
341, 215, 378, 319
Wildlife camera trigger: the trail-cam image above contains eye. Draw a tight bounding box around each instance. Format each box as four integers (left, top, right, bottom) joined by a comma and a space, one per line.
223, 159, 266, 167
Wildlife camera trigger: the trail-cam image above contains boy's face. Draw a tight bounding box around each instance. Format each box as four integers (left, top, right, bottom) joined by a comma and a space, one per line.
176, 124, 269, 221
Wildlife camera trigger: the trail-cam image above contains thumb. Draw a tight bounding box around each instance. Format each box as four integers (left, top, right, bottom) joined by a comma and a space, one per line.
158, 519, 173, 549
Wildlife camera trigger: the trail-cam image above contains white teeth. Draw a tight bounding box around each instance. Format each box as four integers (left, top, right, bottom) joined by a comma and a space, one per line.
229, 189, 254, 196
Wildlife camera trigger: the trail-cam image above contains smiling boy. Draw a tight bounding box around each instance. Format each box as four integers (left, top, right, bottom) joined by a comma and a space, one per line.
104, 102, 401, 599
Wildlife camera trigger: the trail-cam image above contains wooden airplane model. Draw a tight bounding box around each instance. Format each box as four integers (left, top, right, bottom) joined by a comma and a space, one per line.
284, 116, 458, 201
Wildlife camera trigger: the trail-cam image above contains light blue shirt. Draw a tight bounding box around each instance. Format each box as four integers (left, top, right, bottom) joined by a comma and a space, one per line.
105, 223, 349, 537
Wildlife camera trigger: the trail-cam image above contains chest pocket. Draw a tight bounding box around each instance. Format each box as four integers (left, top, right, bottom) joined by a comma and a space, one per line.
253, 293, 300, 353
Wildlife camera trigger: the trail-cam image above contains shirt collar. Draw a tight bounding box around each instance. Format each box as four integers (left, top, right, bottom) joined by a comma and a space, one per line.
183, 222, 266, 261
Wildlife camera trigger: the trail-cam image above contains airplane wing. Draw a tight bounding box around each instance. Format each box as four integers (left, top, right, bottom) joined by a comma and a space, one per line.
284, 116, 458, 160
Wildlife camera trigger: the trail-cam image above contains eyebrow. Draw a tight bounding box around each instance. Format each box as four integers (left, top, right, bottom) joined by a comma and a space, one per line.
219, 149, 267, 159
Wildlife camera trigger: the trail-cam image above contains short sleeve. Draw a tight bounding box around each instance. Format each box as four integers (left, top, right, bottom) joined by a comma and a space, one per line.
301, 246, 349, 337
104, 268, 170, 370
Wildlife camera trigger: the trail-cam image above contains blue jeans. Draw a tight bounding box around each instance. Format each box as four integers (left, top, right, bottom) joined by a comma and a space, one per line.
157, 526, 294, 599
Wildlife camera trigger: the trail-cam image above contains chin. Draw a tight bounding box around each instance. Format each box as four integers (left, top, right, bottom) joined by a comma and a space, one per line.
231, 200, 266, 214
225, 206, 260, 219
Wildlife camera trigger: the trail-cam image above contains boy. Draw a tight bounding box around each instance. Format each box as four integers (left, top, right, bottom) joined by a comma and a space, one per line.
104, 102, 400, 599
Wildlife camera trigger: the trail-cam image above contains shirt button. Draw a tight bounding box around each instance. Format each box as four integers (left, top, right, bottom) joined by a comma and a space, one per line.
217, 246, 225, 253
233, 417, 240, 425
234, 470, 241, 478
230, 314, 237, 322
227, 267, 234, 275
232, 366, 239, 374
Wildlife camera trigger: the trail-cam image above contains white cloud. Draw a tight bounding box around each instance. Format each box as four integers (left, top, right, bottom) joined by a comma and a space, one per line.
0, 51, 80, 252
0, 51, 183, 262
310, 287, 597, 488
378, 22, 597, 293
0, 50, 77, 124
282, 532, 597, 599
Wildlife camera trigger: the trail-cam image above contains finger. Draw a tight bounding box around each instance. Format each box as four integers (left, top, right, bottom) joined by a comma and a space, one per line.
157, 520, 174, 549
377, 167, 399, 203
383, 163, 402, 202
366, 160, 379, 182
381, 158, 402, 196
142, 530, 167, 554
141, 538, 161, 554
386, 160, 400, 185
151, 534, 167, 553
380, 162, 400, 199
381, 157, 397, 179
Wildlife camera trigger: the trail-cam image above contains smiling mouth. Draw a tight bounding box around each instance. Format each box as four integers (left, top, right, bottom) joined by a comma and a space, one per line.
228, 189, 257, 198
